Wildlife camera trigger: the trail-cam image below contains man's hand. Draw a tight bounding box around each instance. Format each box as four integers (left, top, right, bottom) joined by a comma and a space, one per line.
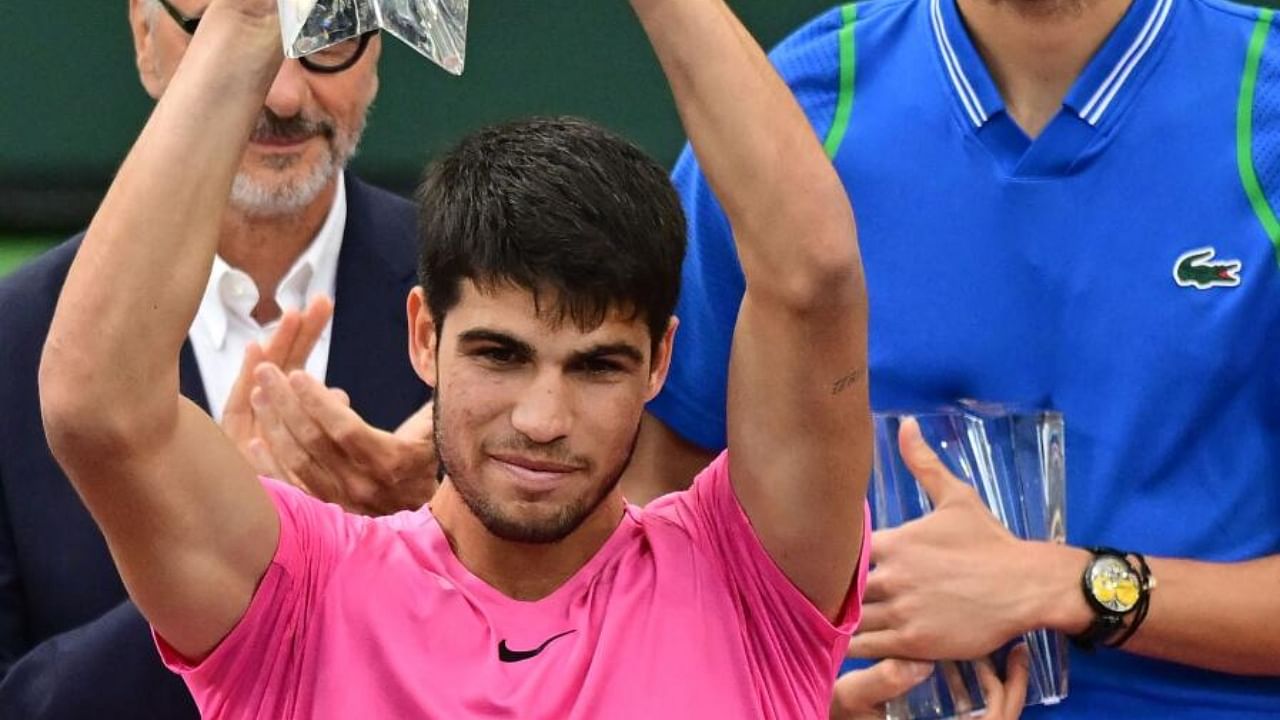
248, 368, 437, 515
830, 647, 1029, 720
222, 296, 333, 458
830, 659, 933, 720
848, 419, 1082, 661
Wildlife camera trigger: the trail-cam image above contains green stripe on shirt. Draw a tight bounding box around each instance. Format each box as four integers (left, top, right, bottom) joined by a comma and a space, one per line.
1236, 7, 1280, 268
824, 3, 858, 159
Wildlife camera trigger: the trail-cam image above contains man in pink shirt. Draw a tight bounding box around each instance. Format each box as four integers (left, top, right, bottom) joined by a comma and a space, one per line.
40, 0, 872, 717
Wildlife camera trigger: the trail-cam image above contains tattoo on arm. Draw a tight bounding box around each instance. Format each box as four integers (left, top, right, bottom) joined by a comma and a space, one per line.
831, 368, 866, 396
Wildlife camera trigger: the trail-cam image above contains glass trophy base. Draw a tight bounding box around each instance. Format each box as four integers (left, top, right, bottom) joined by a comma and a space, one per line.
871, 404, 1069, 720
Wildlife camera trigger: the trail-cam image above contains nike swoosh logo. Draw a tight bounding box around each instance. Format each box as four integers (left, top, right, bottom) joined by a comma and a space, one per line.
497, 630, 576, 663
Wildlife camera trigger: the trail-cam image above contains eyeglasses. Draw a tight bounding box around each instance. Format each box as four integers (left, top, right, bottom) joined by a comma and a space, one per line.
154, 0, 376, 74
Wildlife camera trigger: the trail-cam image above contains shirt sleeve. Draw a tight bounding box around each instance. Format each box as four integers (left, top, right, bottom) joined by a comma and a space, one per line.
673, 452, 871, 717
153, 478, 368, 719
646, 5, 852, 452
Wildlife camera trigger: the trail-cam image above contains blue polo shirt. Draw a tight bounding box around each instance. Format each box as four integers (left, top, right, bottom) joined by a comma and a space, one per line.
650, 0, 1280, 716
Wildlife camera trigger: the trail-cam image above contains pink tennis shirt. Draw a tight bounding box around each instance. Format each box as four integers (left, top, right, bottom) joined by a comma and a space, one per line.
157, 452, 870, 719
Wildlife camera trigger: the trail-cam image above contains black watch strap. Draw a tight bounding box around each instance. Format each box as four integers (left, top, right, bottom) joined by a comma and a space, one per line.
1069, 546, 1154, 652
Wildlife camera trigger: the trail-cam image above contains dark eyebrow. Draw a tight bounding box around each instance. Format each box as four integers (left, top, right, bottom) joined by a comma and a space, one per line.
457, 329, 536, 358
569, 343, 645, 367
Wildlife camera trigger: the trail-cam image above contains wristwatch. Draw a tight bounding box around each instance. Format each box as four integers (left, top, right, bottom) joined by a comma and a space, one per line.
1070, 547, 1155, 650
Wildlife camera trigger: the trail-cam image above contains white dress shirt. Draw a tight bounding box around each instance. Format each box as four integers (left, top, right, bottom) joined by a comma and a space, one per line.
189, 174, 347, 422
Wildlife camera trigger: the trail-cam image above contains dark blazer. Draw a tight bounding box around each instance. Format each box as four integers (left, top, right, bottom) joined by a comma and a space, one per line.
0, 176, 430, 718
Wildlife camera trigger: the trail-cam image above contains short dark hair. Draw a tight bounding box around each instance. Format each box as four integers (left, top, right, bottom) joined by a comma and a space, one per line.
416, 117, 686, 349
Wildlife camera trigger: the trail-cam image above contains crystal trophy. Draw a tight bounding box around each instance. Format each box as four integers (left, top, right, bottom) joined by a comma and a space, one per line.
278, 0, 469, 75
870, 404, 1069, 720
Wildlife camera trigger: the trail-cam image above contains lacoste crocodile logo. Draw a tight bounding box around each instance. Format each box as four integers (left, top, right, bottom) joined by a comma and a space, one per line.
1173, 247, 1241, 289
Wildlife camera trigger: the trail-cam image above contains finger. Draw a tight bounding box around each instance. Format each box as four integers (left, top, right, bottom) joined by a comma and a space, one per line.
246, 436, 283, 478
249, 438, 315, 495
972, 656, 1003, 715
869, 527, 897, 565
259, 367, 346, 468
830, 660, 933, 719
222, 342, 266, 442
282, 295, 333, 371
329, 387, 351, 406
253, 369, 344, 500
851, 598, 892, 634
897, 417, 965, 506
252, 381, 320, 488
396, 402, 436, 469
394, 401, 434, 442
940, 660, 974, 714
861, 570, 888, 604
289, 371, 390, 468
846, 630, 905, 661
262, 310, 303, 366
1001, 644, 1031, 719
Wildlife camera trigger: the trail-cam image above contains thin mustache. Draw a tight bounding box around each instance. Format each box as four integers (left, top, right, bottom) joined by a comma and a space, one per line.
485, 438, 587, 470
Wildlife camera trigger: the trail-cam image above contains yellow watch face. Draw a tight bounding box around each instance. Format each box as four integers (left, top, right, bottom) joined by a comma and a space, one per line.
1088, 556, 1141, 612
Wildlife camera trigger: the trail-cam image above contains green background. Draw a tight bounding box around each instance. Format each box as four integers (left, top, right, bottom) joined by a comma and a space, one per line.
0, 0, 838, 276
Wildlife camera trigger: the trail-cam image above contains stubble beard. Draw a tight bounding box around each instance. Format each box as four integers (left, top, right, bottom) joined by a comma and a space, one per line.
991, 0, 1088, 20
432, 392, 636, 545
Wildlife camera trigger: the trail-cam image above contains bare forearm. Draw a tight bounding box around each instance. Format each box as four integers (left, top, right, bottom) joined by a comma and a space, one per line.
628, 0, 858, 292
43, 7, 281, 427
1118, 555, 1280, 674
1028, 544, 1280, 675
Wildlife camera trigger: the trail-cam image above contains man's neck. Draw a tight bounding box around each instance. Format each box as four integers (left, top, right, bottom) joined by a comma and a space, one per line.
957, 0, 1132, 138
430, 481, 628, 601
216, 179, 339, 324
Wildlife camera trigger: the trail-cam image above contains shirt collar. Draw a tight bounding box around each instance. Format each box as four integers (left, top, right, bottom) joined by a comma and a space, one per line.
930, 0, 1005, 128
930, 0, 1175, 129
1063, 0, 1175, 126
193, 172, 349, 350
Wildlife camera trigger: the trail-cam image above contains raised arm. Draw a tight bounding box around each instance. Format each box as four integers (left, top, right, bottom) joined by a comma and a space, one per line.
630, 0, 869, 618
38, 1, 284, 660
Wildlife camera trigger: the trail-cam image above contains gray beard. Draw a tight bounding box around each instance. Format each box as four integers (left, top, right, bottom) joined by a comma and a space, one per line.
229, 119, 364, 218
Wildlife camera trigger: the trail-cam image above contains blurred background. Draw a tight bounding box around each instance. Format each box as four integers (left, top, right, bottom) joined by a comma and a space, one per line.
0, 0, 836, 277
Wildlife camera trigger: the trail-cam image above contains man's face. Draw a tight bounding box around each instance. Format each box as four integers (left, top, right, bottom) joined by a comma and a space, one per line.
129, 0, 381, 216
409, 283, 676, 544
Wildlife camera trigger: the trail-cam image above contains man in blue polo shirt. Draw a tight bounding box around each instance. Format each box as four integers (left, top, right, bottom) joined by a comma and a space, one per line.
626, 0, 1280, 716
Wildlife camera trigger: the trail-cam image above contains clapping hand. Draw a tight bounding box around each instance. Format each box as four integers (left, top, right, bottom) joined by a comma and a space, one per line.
222, 296, 437, 515
248, 369, 437, 515
222, 296, 334, 463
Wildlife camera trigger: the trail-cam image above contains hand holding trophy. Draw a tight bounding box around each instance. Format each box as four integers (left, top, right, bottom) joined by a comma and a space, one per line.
279, 0, 469, 75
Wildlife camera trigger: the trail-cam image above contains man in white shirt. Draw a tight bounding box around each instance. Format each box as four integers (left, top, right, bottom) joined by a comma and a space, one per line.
0, 1, 431, 716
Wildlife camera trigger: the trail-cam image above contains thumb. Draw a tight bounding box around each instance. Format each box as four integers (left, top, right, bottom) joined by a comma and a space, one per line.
395, 401, 434, 442
831, 660, 933, 718
897, 417, 964, 506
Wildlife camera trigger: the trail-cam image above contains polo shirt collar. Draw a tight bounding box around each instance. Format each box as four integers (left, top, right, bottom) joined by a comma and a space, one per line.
929, 0, 1005, 128
1064, 0, 1175, 126
930, 0, 1176, 129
